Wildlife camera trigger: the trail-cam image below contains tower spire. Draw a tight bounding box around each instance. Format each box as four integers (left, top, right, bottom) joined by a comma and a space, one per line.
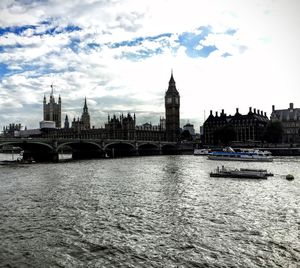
170, 69, 175, 83
83, 97, 88, 114
167, 70, 178, 94
49, 84, 55, 103
50, 83, 54, 96
84, 97, 87, 109
81, 97, 90, 129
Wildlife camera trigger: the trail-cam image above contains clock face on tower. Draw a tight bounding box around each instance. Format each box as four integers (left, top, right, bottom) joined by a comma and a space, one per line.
175, 97, 179, 104
166, 97, 172, 104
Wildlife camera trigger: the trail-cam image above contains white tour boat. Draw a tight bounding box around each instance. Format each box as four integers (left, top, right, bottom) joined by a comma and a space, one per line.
207, 147, 273, 162
194, 149, 211, 155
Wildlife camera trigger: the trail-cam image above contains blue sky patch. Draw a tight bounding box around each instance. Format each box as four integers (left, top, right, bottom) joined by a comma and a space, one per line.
109, 33, 172, 49
39, 25, 81, 36
107, 28, 221, 60
68, 38, 81, 53
120, 48, 163, 61
178, 26, 218, 58
110, 37, 144, 48
0, 22, 236, 78
87, 43, 101, 50
187, 45, 218, 58
40, 19, 52, 25
0, 63, 9, 79
145, 33, 172, 42
0, 23, 81, 37
0, 25, 37, 36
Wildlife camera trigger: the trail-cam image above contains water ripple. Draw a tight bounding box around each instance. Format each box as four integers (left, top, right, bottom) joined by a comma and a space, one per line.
0, 155, 299, 267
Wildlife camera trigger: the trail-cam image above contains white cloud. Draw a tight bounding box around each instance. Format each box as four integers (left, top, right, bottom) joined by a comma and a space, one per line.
1, 0, 300, 131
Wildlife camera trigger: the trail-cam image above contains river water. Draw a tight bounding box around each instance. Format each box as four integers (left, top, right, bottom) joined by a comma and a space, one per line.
0, 154, 299, 267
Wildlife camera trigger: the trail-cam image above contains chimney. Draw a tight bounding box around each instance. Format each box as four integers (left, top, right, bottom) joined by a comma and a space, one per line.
210, 110, 213, 115
264, 112, 267, 117
236, 108, 239, 114
257, 109, 260, 115
249, 107, 252, 113
215, 111, 218, 117
254, 108, 256, 114
272, 105, 275, 111
290, 103, 294, 109
221, 109, 224, 115
261, 111, 263, 115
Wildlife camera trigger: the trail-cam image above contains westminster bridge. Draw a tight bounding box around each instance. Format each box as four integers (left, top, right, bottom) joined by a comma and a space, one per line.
0, 137, 179, 162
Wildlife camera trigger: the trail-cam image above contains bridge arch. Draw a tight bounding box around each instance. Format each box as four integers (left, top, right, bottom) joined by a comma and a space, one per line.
57, 141, 105, 160
57, 141, 103, 151
0, 141, 54, 151
105, 142, 136, 157
0, 141, 56, 162
138, 143, 160, 156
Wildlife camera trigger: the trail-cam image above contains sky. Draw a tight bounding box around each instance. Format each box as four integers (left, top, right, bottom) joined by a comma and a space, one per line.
1, 0, 300, 132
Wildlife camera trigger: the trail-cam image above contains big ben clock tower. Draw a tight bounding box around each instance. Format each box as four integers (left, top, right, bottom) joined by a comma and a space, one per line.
165, 71, 180, 142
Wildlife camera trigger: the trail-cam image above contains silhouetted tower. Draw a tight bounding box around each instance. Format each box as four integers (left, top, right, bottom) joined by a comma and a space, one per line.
64, 115, 69, 129
43, 84, 61, 128
165, 71, 180, 141
81, 97, 90, 129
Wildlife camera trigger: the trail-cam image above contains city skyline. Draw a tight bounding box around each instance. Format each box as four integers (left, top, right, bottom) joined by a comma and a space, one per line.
1, 0, 300, 131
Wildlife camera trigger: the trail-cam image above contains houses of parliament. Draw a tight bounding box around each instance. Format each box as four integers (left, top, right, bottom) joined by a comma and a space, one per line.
40, 73, 180, 142
4, 71, 300, 145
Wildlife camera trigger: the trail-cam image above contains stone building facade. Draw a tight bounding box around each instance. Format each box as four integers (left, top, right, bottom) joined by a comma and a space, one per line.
42, 113, 166, 141
203, 107, 269, 145
39, 74, 179, 142
2, 123, 22, 137
43, 85, 61, 128
105, 113, 136, 140
165, 72, 180, 142
270, 103, 300, 143
70, 98, 91, 131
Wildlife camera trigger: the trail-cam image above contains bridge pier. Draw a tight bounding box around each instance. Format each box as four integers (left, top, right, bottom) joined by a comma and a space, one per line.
159, 144, 163, 155
134, 142, 139, 156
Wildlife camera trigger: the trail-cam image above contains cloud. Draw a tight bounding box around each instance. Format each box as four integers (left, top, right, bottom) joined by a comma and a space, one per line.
1, 0, 300, 132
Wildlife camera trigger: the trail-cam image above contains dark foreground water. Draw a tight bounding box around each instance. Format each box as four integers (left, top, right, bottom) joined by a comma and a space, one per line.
0, 154, 299, 268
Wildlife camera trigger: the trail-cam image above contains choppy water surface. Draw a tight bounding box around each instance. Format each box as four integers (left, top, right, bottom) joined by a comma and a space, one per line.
0, 154, 299, 267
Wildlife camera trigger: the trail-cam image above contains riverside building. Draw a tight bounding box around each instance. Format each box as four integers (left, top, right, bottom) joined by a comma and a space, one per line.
270, 103, 300, 144
203, 107, 269, 145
